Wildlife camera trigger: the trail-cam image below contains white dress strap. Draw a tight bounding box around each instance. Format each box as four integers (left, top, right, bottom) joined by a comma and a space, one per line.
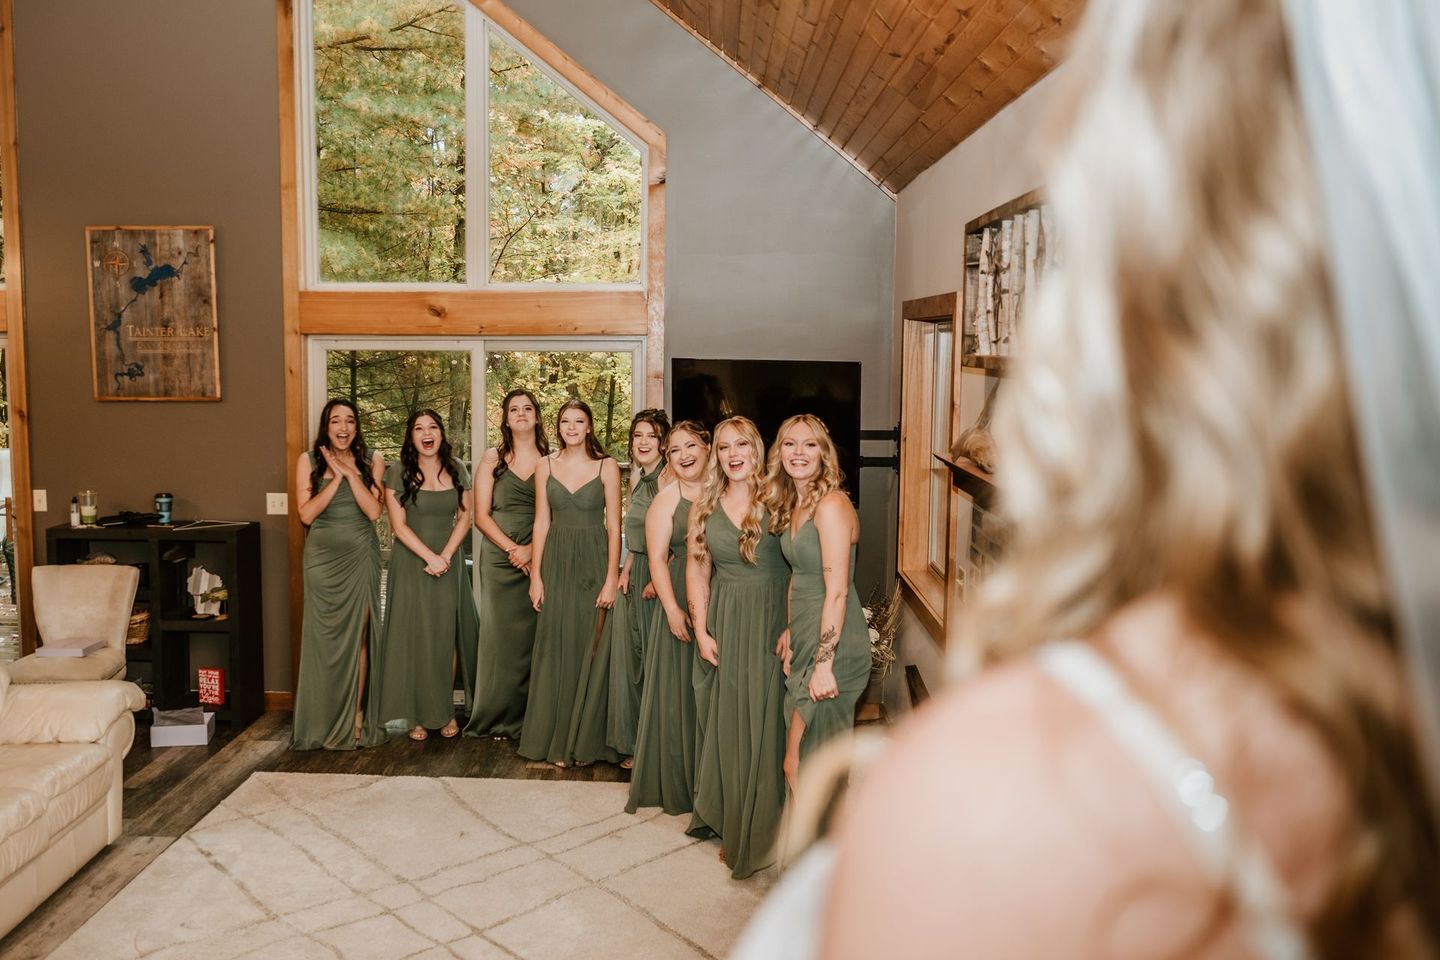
1037, 641, 1310, 960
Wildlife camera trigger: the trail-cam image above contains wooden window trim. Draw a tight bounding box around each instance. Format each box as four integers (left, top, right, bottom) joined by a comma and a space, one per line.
276, 0, 666, 689
0, 0, 37, 653
898, 292, 958, 648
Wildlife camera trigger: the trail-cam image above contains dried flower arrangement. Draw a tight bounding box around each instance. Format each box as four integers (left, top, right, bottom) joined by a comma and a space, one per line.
862, 581, 902, 679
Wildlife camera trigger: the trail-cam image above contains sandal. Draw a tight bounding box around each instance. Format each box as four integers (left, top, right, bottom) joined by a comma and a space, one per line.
619, 756, 634, 770
440, 719, 460, 739
408, 726, 429, 742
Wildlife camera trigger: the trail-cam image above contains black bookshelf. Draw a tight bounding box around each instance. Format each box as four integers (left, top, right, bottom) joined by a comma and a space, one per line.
45, 522, 263, 729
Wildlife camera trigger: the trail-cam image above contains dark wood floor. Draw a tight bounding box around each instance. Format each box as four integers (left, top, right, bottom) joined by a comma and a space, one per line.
1, 712, 628, 960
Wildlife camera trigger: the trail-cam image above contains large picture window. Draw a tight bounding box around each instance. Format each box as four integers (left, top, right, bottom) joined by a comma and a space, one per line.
302, 0, 645, 290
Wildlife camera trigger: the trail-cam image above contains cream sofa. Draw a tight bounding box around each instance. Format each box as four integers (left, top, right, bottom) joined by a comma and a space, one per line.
0, 661, 144, 939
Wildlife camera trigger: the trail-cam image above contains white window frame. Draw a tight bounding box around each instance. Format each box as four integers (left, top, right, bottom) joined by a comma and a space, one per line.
295, 3, 648, 293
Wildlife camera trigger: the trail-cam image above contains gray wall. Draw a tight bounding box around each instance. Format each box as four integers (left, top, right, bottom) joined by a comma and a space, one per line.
14, 0, 895, 691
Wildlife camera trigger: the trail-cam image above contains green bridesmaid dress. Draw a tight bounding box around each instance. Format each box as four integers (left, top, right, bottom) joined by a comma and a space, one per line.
517, 464, 609, 764
781, 518, 872, 761
292, 457, 385, 750
465, 466, 539, 739
625, 497, 697, 814
376, 461, 479, 731
607, 464, 663, 754
569, 465, 664, 762
687, 510, 790, 878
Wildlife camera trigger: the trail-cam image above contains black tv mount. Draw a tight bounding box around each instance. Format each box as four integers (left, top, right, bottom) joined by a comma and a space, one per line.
859, 423, 900, 472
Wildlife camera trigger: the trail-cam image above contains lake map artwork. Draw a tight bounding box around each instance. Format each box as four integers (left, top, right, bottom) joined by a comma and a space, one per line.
86, 226, 221, 400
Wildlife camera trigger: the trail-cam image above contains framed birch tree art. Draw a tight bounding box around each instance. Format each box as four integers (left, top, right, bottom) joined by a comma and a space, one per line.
961, 190, 1053, 372
86, 225, 220, 401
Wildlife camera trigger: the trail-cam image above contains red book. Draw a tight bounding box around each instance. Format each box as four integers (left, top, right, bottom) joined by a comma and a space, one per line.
198, 667, 225, 706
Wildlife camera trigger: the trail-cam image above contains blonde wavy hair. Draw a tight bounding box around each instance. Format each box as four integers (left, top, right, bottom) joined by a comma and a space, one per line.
690, 416, 766, 564
763, 414, 845, 534
965, 0, 1438, 952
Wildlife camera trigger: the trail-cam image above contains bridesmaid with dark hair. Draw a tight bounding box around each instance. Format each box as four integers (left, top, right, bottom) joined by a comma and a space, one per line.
377, 409, 478, 741
518, 399, 622, 767
570, 408, 672, 767
686, 416, 790, 878
465, 389, 548, 740
292, 398, 386, 750
626, 420, 710, 814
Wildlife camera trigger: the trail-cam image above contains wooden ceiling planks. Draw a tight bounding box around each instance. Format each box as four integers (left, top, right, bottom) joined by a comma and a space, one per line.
648, 0, 1080, 193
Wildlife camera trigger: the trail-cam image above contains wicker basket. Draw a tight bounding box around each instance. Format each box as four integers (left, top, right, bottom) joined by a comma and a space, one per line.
125, 610, 150, 646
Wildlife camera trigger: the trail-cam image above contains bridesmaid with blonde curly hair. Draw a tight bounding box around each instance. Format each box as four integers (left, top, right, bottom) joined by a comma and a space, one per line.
764, 414, 871, 788
686, 415, 790, 878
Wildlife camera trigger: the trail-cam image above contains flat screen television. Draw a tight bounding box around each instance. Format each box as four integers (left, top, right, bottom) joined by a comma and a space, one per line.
671, 358, 862, 503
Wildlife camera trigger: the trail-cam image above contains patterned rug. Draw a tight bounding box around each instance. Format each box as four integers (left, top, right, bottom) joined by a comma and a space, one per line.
51, 773, 774, 959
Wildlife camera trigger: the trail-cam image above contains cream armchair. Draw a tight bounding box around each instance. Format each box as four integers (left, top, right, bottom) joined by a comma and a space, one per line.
0, 661, 144, 938
6, 565, 140, 685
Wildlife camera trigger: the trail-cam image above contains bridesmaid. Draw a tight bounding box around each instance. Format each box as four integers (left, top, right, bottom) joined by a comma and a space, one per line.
601, 408, 668, 765
465, 389, 548, 741
378, 410, 479, 741
765, 414, 871, 785
518, 399, 621, 766
686, 416, 790, 878
626, 421, 710, 814
292, 398, 385, 750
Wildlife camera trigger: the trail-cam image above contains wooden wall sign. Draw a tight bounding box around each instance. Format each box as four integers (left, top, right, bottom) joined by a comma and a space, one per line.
86, 225, 220, 401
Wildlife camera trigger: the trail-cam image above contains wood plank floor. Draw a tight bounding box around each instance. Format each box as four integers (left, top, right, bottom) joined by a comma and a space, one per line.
1, 712, 628, 960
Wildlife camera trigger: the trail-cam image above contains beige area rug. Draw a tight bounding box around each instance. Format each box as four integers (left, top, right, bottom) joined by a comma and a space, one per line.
50, 773, 774, 960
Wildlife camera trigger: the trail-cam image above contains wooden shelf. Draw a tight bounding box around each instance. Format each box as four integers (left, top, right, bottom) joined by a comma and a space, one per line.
933, 453, 997, 506
959, 354, 1010, 374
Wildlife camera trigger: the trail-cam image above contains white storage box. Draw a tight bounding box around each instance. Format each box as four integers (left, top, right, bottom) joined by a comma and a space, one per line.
150, 710, 215, 747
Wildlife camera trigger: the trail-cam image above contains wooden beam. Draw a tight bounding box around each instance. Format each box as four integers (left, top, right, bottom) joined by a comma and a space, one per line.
644, 142, 666, 408
902, 290, 956, 321
471, 0, 665, 149
276, 0, 305, 692
0, 0, 36, 654
298, 290, 650, 336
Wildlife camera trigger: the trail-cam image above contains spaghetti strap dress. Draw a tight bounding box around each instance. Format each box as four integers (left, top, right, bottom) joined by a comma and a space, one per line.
625, 497, 697, 814
376, 461, 479, 731
517, 466, 609, 764
292, 456, 385, 750
464, 467, 539, 739
781, 518, 872, 761
688, 510, 790, 878
608, 464, 664, 753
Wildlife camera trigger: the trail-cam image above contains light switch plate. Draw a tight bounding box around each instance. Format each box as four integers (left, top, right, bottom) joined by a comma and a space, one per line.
32, 489, 47, 512
266, 492, 288, 515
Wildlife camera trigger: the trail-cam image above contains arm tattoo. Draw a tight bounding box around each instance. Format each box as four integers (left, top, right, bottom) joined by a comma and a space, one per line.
816, 625, 838, 665
821, 566, 833, 573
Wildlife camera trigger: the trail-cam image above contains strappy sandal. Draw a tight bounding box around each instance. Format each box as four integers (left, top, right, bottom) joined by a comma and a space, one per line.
619, 756, 634, 770
440, 719, 460, 739
408, 726, 429, 741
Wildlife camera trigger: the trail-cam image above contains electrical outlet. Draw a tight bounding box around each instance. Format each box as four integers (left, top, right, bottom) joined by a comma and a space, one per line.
32, 489, 47, 512
266, 492, 288, 515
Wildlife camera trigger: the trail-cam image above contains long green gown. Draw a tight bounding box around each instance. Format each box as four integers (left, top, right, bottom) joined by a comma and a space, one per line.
292, 458, 385, 751
464, 467, 538, 739
625, 497, 697, 814
569, 464, 663, 761
517, 466, 609, 764
608, 464, 664, 754
781, 518, 872, 761
687, 509, 790, 878
376, 462, 479, 731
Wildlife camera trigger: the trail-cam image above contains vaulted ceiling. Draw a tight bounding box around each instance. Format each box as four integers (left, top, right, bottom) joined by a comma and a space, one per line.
648, 0, 1082, 194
